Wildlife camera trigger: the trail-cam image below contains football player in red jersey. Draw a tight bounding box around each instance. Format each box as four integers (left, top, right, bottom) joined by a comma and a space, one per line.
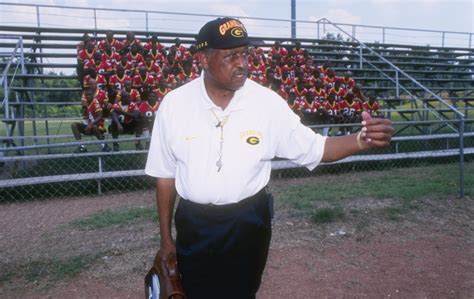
98, 30, 122, 53
309, 80, 327, 104
101, 44, 121, 68
288, 78, 308, 109
175, 59, 199, 87
340, 71, 355, 91
322, 93, 343, 136
305, 68, 322, 90
248, 56, 266, 85
160, 67, 178, 89
72, 89, 110, 153
340, 92, 362, 135
133, 65, 156, 97
140, 54, 162, 77
139, 91, 160, 148
77, 32, 94, 54
352, 84, 366, 102
317, 60, 332, 76
109, 90, 142, 151
83, 68, 108, 91
301, 90, 324, 125
270, 41, 288, 61
127, 44, 145, 71
300, 56, 315, 79
362, 95, 382, 118
323, 68, 338, 91
121, 31, 141, 54
328, 80, 348, 103
143, 34, 165, 54
153, 78, 172, 103
291, 40, 306, 66
280, 56, 297, 80
119, 79, 142, 104
118, 54, 135, 76
108, 65, 132, 101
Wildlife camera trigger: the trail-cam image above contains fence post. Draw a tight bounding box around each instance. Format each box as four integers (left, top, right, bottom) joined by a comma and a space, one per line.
459, 117, 465, 198
94, 9, 98, 33
146, 12, 149, 32
441, 31, 445, 47
359, 46, 363, 69
395, 70, 399, 98
382, 27, 385, 44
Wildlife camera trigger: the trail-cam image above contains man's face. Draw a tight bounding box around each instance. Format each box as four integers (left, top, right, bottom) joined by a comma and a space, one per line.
202, 46, 249, 92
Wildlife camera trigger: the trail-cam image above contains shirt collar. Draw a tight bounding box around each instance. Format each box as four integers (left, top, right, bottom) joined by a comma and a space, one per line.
198, 72, 247, 112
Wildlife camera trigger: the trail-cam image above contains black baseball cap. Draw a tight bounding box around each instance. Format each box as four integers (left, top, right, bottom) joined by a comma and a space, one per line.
196, 17, 249, 51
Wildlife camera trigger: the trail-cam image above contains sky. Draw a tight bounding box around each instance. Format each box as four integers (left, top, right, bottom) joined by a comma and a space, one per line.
0, 0, 472, 47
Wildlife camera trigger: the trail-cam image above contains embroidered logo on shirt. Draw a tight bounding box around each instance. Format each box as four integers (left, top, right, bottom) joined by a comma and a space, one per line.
246, 136, 260, 145
185, 136, 199, 141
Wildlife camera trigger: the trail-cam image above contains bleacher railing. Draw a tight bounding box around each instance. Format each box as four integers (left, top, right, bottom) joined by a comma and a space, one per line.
0, 2, 472, 48
317, 18, 468, 197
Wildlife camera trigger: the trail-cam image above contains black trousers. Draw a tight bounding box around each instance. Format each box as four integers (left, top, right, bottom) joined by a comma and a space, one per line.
175, 188, 273, 299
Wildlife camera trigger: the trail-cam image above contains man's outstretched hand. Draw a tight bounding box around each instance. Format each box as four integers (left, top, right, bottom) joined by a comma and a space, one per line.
359, 111, 393, 149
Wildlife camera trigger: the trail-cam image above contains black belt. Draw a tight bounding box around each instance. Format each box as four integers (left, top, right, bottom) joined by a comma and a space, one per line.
180, 187, 269, 213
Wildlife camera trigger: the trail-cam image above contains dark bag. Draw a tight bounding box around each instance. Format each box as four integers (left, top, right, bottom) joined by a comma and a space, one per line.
145, 252, 186, 299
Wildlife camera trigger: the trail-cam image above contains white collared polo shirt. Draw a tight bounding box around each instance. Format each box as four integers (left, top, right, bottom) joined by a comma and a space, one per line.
145, 75, 327, 205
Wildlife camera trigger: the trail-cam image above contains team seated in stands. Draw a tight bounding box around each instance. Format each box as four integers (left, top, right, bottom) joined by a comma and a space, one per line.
74, 31, 382, 152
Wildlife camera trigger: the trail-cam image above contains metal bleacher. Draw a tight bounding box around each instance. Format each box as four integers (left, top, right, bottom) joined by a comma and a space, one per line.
0, 17, 473, 195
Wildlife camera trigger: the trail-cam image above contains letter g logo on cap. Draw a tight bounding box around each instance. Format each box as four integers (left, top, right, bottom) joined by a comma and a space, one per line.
231, 27, 244, 38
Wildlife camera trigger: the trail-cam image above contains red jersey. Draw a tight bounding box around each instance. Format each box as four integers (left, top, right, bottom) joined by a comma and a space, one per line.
270, 46, 288, 58
132, 74, 156, 91
139, 101, 160, 129
101, 51, 121, 67
77, 48, 96, 65
276, 85, 289, 100
161, 74, 177, 88
280, 64, 297, 80
127, 52, 145, 68
117, 60, 134, 76
362, 101, 380, 115
109, 74, 132, 92
175, 70, 199, 85
291, 47, 305, 64
339, 100, 361, 117
153, 87, 172, 102
85, 99, 104, 127
83, 74, 107, 90
248, 62, 266, 84
98, 38, 122, 53
117, 88, 141, 103
280, 76, 296, 92
302, 100, 322, 114
309, 87, 327, 103
289, 86, 308, 107
324, 76, 337, 90
300, 64, 315, 78
143, 41, 165, 53
149, 50, 166, 67
340, 77, 355, 90
328, 87, 347, 102
112, 101, 139, 124
323, 101, 340, 116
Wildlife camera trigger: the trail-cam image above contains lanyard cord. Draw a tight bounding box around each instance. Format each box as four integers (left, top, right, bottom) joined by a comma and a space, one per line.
211, 109, 229, 172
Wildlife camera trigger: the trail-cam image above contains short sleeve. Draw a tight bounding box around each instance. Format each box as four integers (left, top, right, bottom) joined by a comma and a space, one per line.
144, 99, 177, 178
274, 100, 327, 171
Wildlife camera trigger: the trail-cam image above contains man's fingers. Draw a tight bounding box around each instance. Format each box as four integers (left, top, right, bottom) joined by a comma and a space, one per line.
361, 111, 372, 122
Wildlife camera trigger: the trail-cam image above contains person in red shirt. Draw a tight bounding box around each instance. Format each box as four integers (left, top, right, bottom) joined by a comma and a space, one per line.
143, 34, 165, 54
340, 71, 355, 91
352, 84, 366, 102
127, 44, 145, 71
288, 78, 308, 109
119, 79, 142, 104
280, 56, 297, 80
305, 68, 322, 90
301, 90, 324, 125
362, 96, 382, 118
109, 90, 142, 151
317, 60, 332, 76
153, 78, 172, 103
98, 30, 122, 53
71, 89, 109, 153
118, 54, 135, 76
300, 56, 315, 79
309, 80, 327, 104
270, 41, 288, 61
132, 65, 155, 97
101, 44, 121, 68
327, 80, 348, 103
160, 67, 178, 89
322, 93, 342, 136
291, 40, 306, 66
248, 56, 266, 85
108, 65, 132, 101
140, 54, 162, 78
139, 91, 160, 148
82, 68, 108, 91
175, 59, 200, 87
323, 68, 338, 91
121, 31, 141, 54
339, 92, 362, 135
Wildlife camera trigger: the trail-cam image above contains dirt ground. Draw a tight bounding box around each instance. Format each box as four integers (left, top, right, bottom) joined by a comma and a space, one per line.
0, 177, 473, 298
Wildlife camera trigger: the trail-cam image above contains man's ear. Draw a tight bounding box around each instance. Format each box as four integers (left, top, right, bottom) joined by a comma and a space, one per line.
197, 52, 209, 70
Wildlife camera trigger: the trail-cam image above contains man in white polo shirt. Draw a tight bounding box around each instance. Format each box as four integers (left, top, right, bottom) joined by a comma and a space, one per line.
145, 17, 393, 299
